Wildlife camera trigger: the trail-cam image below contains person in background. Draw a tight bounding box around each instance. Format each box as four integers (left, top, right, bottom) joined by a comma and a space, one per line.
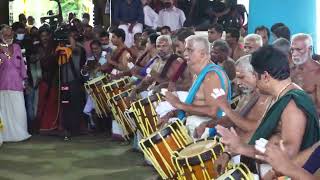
255, 25, 270, 46
158, 0, 186, 33
225, 27, 245, 61
271, 23, 291, 42
18, 13, 27, 27
130, 32, 144, 59
82, 13, 90, 25
142, 0, 159, 30
243, 34, 263, 55
207, 23, 223, 44
0, 25, 31, 142
99, 30, 113, 54
159, 26, 172, 36
113, 0, 144, 48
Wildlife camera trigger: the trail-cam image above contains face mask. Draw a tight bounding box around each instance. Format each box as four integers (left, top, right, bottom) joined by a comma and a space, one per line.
164, 2, 172, 8
102, 45, 109, 49
82, 18, 89, 24
16, 33, 25, 41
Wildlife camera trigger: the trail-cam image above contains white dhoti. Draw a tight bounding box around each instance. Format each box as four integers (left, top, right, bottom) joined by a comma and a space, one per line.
0, 90, 31, 142
83, 96, 95, 116
118, 23, 143, 48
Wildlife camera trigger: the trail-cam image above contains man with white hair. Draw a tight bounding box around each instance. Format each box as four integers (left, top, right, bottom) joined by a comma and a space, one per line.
290, 33, 320, 115
195, 55, 272, 141
0, 25, 31, 142
161, 35, 232, 138
243, 34, 263, 55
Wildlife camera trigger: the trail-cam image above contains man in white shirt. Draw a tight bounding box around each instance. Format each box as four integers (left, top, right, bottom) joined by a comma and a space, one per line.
158, 0, 186, 32
141, 0, 159, 30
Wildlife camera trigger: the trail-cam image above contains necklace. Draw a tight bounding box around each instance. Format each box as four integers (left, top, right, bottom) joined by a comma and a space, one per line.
275, 82, 293, 102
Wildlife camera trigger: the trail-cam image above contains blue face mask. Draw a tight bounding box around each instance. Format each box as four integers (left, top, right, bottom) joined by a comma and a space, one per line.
16, 33, 25, 41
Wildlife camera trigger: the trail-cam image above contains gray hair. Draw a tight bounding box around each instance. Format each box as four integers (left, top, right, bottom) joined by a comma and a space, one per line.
272, 37, 290, 56
156, 35, 172, 46
291, 33, 313, 47
185, 35, 210, 55
212, 39, 230, 54
244, 34, 263, 47
0, 24, 11, 36
235, 54, 254, 74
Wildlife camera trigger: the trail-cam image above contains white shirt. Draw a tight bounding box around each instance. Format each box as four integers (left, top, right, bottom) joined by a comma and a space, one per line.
144, 5, 159, 29
158, 6, 186, 31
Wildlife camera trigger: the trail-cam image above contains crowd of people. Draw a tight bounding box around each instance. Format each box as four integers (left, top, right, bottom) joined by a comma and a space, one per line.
0, 0, 320, 179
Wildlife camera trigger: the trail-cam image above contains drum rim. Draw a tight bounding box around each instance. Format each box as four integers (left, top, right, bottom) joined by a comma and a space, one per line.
173, 138, 224, 167
223, 164, 251, 180
135, 93, 163, 106
86, 75, 108, 84
104, 78, 129, 90
142, 121, 180, 148
112, 90, 131, 101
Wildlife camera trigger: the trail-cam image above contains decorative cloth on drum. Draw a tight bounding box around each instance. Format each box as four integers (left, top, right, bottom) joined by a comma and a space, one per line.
155, 91, 188, 118
185, 115, 211, 139
249, 89, 320, 151
0, 90, 31, 142
177, 64, 232, 120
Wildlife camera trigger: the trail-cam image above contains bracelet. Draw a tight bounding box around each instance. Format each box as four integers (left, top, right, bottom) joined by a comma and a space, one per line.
223, 151, 232, 160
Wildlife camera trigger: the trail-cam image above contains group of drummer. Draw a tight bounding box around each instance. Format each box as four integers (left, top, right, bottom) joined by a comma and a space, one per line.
83, 26, 320, 179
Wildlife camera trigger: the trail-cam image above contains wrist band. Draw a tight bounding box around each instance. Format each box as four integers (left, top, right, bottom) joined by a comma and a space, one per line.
223, 151, 232, 160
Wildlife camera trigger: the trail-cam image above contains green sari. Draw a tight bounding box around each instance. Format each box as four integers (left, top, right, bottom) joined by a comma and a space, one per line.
249, 89, 320, 150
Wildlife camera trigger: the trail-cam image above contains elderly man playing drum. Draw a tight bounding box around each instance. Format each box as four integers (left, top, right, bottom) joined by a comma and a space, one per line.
195, 55, 273, 142
214, 46, 320, 177
160, 35, 232, 139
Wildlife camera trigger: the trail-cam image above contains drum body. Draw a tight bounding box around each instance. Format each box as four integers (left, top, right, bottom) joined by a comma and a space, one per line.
139, 120, 193, 179
108, 89, 134, 139
216, 163, 254, 180
172, 137, 224, 180
102, 77, 131, 102
84, 75, 110, 117
131, 93, 163, 138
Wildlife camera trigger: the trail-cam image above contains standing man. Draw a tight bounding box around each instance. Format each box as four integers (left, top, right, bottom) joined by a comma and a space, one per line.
290, 33, 320, 115
158, 0, 186, 32
113, 0, 144, 48
0, 25, 31, 141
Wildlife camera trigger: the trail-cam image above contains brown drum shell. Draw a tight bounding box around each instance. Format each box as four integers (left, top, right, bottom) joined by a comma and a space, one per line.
109, 90, 133, 135
173, 138, 224, 180
87, 77, 110, 115
141, 121, 188, 179
133, 94, 163, 137
103, 78, 130, 100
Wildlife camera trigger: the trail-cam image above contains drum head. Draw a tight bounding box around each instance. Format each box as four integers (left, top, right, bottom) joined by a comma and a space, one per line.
217, 163, 252, 180
175, 138, 224, 167
87, 75, 107, 85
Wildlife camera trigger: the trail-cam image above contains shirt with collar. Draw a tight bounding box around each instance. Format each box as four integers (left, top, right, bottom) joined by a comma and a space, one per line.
158, 6, 186, 31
